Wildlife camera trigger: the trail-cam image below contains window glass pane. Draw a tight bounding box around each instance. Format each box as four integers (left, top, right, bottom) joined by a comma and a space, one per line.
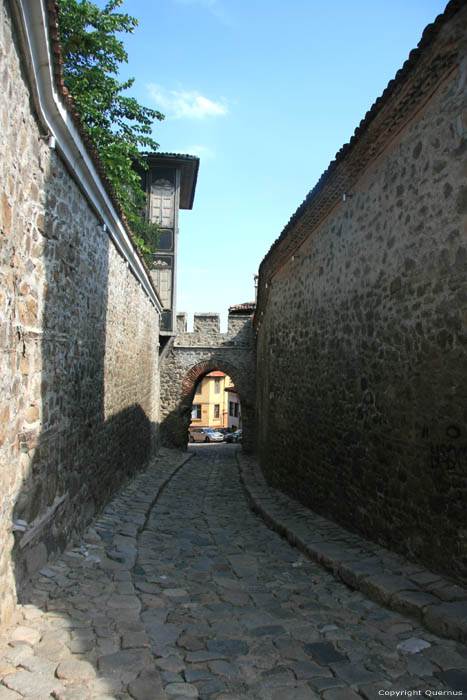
161, 309, 172, 331
158, 229, 173, 251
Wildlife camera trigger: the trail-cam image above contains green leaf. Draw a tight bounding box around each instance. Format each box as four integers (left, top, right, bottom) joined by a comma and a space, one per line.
58, 0, 164, 262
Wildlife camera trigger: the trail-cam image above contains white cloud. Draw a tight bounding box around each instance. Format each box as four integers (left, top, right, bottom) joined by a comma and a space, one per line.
173, 0, 231, 25
148, 85, 228, 120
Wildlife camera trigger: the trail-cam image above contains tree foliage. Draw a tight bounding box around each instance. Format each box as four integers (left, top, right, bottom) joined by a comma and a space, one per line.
58, 0, 163, 264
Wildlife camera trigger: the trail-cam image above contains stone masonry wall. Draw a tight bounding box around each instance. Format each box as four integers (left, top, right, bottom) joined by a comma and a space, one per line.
256, 8, 467, 583
161, 313, 256, 451
0, 3, 160, 626
176, 312, 254, 347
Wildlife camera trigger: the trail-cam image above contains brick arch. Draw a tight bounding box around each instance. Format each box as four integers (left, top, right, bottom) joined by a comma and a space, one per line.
179, 358, 253, 451
159, 312, 256, 453
181, 358, 249, 408
161, 354, 255, 453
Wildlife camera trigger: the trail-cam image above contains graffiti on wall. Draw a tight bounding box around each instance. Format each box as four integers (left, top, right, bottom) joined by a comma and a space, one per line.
423, 424, 467, 471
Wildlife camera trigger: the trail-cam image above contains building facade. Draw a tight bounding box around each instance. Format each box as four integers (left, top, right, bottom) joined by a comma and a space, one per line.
138, 153, 199, 335
190, 371, 233, 430
226, 387, 242, 431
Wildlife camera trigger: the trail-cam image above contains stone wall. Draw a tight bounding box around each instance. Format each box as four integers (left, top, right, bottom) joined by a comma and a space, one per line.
0, 2, 160, 625
255, 4, 467, 582
161, 313, 256, 451
176, 312, 254, 347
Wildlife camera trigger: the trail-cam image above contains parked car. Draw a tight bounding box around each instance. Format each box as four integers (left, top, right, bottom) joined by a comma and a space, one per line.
225, 429, 242, 443
189, 427, 224, 443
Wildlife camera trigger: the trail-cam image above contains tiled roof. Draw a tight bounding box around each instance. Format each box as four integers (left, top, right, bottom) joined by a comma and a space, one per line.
142, 151, 199, 161
229, 302, 256, 312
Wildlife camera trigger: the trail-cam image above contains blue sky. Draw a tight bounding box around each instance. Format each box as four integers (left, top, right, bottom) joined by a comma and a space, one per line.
109, 0, 448, 329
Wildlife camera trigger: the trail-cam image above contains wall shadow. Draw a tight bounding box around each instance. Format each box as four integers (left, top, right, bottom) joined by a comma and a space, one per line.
0, 8, 161, 696
4, 411, 163, 700
7, 55, 158, 610
12, 403, 156, 603
1, 51, 159, 700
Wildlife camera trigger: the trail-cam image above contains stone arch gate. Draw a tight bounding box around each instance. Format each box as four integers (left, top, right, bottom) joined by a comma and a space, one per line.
160, 311, 256, 453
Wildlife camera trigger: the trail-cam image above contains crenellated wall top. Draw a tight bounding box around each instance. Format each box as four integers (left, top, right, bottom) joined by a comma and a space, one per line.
175, 312, 254, 348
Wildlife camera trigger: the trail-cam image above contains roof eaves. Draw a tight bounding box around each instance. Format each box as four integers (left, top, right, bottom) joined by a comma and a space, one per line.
142, 152, 200, 210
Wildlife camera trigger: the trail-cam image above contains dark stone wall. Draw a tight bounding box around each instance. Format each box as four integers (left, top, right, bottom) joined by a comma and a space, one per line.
0, 0, 161, 622
255, 25, 467, 582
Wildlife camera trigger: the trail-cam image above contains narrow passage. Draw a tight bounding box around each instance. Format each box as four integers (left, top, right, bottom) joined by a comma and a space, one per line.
133, 444, 467, 699
1, 445, 466, 700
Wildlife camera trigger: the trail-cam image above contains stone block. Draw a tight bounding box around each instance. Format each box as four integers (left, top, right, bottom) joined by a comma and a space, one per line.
322, 688, 362, 700
56, 659, 96, 680
97, 649, 152, 679
289, 660, 329, 679
0, 686, 23, 700
396, 637, 431, 654
331, 662, 384, 687
271, 687, 317, 700
206, 639, 249, 656
3, 671, 62, 699
434, 669, 467, 693
423, 602, 467, 643
128, 669, 166, 700
10, 625, 42, 646
164, 682, 198, 697
338, 559, 384, 589
145, 621, 182, 646
390, 590, 439, 620
304, 642, 347, 665
1, 192, 11, 235
359, 575, 418, 606
306, 542, 360, 573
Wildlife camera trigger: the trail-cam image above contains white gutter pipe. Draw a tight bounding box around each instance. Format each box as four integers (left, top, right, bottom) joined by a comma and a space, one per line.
11, 0, 163, 313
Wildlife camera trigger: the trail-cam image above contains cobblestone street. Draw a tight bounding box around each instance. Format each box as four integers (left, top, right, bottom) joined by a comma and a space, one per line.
1, 445, 467, 700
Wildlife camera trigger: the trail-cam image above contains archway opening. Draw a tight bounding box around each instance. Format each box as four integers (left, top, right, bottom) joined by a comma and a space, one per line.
164, 357, 253, 453
188, 371, 242, 444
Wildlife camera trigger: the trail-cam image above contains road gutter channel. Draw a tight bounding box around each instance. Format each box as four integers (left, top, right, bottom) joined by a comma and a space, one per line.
137, 452, 194, 535
236, 451, 467, 645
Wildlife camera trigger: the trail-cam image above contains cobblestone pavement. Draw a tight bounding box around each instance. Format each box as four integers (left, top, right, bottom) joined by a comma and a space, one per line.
1, 444, 467, 700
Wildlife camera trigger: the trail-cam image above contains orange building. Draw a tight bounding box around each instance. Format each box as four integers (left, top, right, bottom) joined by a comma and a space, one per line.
190, 371, 234, 429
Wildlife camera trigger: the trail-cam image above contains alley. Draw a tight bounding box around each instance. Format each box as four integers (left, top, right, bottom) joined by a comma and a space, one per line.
1, 445, 467, 700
